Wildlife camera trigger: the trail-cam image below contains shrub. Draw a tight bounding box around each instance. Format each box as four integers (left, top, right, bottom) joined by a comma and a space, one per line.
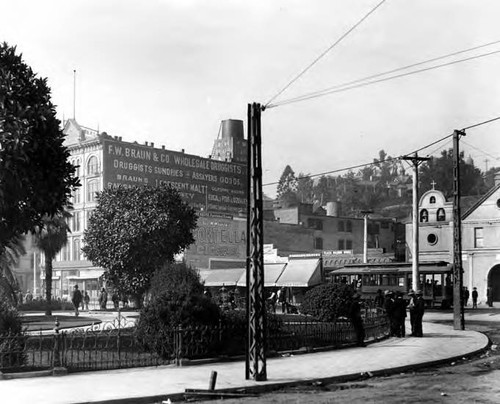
18, 300, 74, 312
300, 283, 355, 322
136, 263, 221, 358
0, 298, 26, 369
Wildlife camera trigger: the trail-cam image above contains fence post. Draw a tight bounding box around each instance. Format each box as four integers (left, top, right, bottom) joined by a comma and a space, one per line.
175, 325, 183, 366
52, 317, 67, 376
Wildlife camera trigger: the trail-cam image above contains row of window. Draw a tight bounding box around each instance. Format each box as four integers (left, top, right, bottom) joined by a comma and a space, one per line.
426, 227, 485, 248
420, 208, 446, 222
313, 238, 353, 250
72, 180, 100, 204
307, 218, 354, 232
70, 155, 101, 178
59, 237, 83, 261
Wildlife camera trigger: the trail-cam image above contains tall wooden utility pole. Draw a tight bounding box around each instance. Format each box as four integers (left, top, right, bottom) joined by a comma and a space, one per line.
402, 153, 430, 292
453, 130, 465, 330
245, 102, 266, 381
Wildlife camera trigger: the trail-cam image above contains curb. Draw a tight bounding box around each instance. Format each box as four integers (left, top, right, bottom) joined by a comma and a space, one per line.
70, 333, 490, 404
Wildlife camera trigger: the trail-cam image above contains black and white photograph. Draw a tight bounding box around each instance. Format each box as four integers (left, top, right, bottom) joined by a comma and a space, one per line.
1, 1, 500, 403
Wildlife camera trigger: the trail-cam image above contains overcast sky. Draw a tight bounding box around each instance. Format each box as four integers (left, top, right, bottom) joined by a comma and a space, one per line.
2, 0, 500, 196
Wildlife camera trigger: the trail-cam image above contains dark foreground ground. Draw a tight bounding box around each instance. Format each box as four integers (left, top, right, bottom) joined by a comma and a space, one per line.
183, 319, 500, 404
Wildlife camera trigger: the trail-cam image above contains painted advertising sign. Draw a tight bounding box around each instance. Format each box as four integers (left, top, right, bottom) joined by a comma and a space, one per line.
185, 215, 247, 269
102, 138, 247, 215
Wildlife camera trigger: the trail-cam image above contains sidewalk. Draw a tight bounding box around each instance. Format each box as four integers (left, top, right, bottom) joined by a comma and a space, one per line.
0, 318, 489, 404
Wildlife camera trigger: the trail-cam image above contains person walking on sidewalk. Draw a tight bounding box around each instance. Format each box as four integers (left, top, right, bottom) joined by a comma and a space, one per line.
384, 290, 396, 336
463, 287, 470, 306
349, 292, 366, 347
472, 287, 478, 308
71, 285, 83, 317
413, 290, 425, 337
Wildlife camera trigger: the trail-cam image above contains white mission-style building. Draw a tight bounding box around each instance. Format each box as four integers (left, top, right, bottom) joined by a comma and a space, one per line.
406, 175, 500, 305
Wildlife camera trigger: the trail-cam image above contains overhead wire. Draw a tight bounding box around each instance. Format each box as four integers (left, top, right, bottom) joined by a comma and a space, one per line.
263, 115, 500, 187
266, 48, 500, 109
266, 40, 500, 109
264, 0, 388, 108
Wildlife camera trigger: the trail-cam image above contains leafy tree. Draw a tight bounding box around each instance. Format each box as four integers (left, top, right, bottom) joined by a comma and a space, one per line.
149, 261, 204, 301
276, 165, 298, 207
419, 149, 486, 198
82, 184, 197, 302
296, 173, 314, 204
33, 211, 71, 315
0, 43, 79, 253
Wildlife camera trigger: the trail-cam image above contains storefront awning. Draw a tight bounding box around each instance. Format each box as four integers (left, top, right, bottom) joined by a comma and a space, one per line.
276, 258, 322, 287
67, 269, 105, 280
237, 263, 287, 288
201, 268, 245, 287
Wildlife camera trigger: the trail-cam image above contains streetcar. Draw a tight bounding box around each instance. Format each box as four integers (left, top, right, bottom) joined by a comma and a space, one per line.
329, 261, 453, 308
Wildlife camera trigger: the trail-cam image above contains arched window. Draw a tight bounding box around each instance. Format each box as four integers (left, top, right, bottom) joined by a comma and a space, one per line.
73, 238, 81, 261
437, 208, 446, 222
429, 196, 436, 204
420, 209, 429, 222
87, 156, 99, 175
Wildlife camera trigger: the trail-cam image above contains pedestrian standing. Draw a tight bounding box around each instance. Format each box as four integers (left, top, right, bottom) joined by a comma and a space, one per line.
83, 291, 90, 311
112, 291, 120, 310
486, 287, 493, 307
71, 285, 83, 317
472, 287, 478, 309
99, 287, 108, 310
413, 290, 425, 337
407, 290, 416, 336
349, 292, 366, 347
393, 291, 407, 337
384, 290, 396, 336
463, 287, 470, 306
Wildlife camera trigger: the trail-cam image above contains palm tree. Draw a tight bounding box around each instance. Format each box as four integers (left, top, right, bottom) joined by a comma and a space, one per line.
33, 212, 71, 316
0, 234, 26, 305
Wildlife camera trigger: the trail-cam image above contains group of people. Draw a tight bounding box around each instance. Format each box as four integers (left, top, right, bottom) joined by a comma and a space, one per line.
384, 289, 425, 338
70, 286, 129, 316
267, 287, 289, 314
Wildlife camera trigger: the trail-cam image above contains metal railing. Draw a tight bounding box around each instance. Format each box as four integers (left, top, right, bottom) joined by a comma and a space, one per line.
0, 306, 389, 374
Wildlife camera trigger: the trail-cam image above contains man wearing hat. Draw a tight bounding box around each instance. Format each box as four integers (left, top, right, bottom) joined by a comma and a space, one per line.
472, 287, 478, 309
71, 284, 83, 317
349, 292, 366, 347
413, 290, 425, 337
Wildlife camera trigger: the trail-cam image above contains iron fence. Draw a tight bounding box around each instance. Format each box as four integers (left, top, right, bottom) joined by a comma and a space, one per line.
0, 306, 389, 375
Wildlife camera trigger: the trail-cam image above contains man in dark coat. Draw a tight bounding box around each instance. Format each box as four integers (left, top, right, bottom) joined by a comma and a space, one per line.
384, 290, 396, 336
413, 290, 425, 337
393, 291, 407, 337
472, 287, 478, 309
349, 292, 366, 347
71, 285, 83, 317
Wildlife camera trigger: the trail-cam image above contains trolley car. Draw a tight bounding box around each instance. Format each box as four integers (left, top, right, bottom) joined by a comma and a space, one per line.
329, 261, 453, 308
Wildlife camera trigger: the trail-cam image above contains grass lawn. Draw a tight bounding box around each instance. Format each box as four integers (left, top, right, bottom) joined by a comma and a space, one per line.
21, 315, 102, 331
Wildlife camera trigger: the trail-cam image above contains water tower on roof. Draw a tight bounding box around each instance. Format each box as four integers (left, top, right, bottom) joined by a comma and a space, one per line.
211, 119, 247, 164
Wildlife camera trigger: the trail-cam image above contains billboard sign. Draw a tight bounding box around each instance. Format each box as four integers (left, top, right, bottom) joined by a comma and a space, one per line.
102, 138, 247, 215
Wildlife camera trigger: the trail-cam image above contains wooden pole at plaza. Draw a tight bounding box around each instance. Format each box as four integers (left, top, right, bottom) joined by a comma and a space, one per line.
453, 130, 465, 330
402, 154, 429, 292
245, 102, 267, 381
